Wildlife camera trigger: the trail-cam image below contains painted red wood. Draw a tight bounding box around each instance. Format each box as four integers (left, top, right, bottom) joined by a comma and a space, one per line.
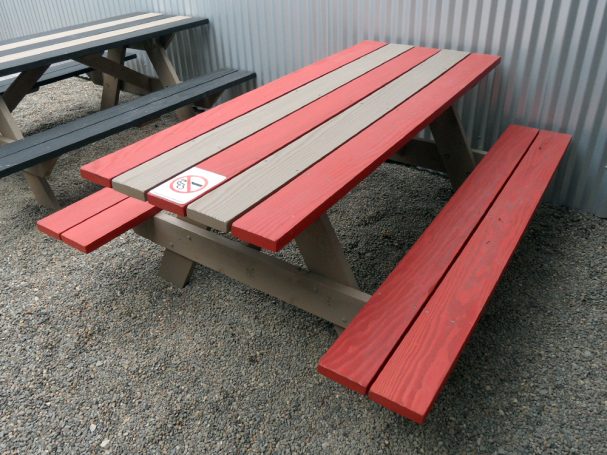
314, 124, 535, 395
146, 47, 440, 214
80, 41, 386, 187
37, 187, 127, 239
60, 197, 159, 253
368, 130, 571, 423
231, 53, 501, 251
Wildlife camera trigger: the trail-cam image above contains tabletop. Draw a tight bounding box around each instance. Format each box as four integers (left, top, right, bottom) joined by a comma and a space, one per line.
82, 41, 500, 251
0, 12, 208, 77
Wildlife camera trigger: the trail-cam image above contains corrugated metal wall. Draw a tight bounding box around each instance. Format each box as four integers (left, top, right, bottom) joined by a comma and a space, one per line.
1, 0, 605, 217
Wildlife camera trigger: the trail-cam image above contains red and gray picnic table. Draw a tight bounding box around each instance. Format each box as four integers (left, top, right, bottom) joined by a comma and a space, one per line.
0, 12, 254, 208
38, 41, 571, 423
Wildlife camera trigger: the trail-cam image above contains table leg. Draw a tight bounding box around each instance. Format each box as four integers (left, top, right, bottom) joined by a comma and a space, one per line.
144, 40, 195, 121
134, 213, 370, 327
100, 47, 126, 109
0, 96, 60, 209
195, 90, 224, 111
295, 213, 359, 333
159, 249, 195, 288
22, 159, 60, 209
428, 106, 476, 189
2, 66, 49, 111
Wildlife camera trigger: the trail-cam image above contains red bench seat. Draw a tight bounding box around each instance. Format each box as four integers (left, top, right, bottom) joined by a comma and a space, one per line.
318, 125, 571, 423
37, 188, 158, 253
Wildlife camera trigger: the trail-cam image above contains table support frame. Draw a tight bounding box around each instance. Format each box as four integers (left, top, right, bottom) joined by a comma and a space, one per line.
134, 212, 370, 328
389, 106, 482, 189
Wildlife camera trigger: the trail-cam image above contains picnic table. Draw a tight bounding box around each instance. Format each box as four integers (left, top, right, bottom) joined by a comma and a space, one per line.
0, 12, 254, 208
38, 41, 571, 423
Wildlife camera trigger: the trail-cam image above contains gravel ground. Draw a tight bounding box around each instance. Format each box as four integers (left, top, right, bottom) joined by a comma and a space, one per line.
0, 78, 605, 454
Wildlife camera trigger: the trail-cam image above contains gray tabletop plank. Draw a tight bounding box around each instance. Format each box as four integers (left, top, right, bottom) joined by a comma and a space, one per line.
0, 13, 146, 47
186, 50, 469, 231
0, 14, 208, 77
0, 13, 162, 57
111, 44, 412, 199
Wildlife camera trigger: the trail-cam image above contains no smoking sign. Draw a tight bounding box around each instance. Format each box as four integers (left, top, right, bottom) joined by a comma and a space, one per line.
169, 175, 208, 193
148, 167, 227, 205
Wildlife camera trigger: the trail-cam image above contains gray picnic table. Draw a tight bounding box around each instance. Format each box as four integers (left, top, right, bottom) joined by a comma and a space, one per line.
0, 12, 255, 209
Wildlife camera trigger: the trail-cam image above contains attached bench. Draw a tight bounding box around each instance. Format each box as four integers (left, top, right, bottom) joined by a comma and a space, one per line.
37, 187, 158, 253
0, 68, 255, 206
318, 125, 571, 423
0, 53, 136, 96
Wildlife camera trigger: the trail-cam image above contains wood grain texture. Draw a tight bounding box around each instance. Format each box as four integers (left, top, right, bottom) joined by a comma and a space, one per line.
314, 123, 531, 395
60, 197, 160, 253
187, 50, 468, 231
81, 41, 386, 187
231, 53, 501, 251
0, 16, 208, 78
368, 130, 571, 423
111, 44, 411, 199
0, 16, 189, 64
0, 13, 160, 53
37, 188, 127, 239
146, 47, 439, 215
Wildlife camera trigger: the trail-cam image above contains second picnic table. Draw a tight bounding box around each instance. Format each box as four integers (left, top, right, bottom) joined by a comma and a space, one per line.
0, 12, 255, 209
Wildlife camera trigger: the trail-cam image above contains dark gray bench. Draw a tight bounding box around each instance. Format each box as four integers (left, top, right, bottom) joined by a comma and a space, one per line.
0, 54, 137, 96
0, 68, 255, 178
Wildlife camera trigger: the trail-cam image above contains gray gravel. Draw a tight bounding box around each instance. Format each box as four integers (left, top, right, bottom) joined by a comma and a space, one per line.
0, 78, 606, 454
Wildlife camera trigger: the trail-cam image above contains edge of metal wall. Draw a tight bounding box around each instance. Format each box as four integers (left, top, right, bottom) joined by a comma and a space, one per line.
0, 0, 605, 217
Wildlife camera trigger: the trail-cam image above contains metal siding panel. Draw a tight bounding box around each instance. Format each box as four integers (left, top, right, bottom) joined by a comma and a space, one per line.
0, 0, 605, 217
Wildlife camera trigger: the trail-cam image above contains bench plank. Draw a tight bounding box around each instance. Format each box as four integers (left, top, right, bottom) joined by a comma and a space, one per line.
231, 54, 501, 251
146, 47, 440, 215
37, 187, 127, 239
316, 124, 535, 394
368, 130, 571, 423
111, 44, 412, 199
60, 197, 159, 253
0, 69, 254, 176
186, 50, 468, 231
81, 40, 386, 187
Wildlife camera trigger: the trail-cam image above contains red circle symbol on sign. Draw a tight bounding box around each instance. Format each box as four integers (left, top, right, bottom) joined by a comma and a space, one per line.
169, 175, 209, 193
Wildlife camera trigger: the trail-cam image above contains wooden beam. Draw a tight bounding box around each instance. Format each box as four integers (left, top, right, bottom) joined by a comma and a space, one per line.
0, 96, 23, 139
144, 40, 194, 121
134, 213, 370, 327
389, 137, 485, 172
429, 106, 476, 189
99, 47, 126, 109
158, 249, 194, 288
3, 66, 49, 111
76, 50, 161, 95
22, 159, 60, 209
295, 214, 358, 289
296, 213, 359, 333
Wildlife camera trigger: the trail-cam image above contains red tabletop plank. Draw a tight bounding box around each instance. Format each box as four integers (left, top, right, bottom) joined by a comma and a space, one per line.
313, 124, 534, 395
80, 40, 387, 187
60, 197, 159, 253
146, 47, 440, 215
368, 130, 571, 423
231, 53, 501, 252
37, 188, 128, 239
